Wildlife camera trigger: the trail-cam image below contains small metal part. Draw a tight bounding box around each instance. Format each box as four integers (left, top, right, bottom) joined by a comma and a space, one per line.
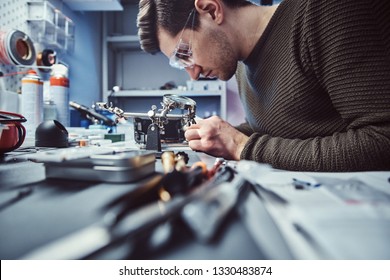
145, 123, 161, 151
162, 94, 197, 127
175, 151, 189, 165
161, 151, 175, 174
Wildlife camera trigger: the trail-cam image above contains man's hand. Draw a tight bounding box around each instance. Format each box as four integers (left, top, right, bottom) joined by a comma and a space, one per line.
184, 116, 249, 160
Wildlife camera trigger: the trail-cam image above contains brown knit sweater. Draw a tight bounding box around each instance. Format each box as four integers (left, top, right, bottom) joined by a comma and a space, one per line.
236, 0, 390, 171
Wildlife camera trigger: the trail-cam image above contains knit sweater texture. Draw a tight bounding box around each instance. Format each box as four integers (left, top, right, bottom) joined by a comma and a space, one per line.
236, 0, 390, 171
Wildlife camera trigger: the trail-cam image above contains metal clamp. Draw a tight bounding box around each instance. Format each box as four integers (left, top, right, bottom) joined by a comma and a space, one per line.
96, 94, 197, 151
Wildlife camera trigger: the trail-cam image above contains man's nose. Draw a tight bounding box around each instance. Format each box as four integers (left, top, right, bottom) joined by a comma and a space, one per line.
185, 65, 201, 80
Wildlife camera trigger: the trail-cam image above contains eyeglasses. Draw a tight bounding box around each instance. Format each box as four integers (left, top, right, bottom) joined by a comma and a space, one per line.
169, 9, 196, 70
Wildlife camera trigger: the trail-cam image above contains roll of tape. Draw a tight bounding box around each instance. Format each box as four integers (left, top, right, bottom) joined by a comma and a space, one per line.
41, 49, 56, 66
0, 29, 36, 66
0, 30, 12, 64
37, 49, 57, 71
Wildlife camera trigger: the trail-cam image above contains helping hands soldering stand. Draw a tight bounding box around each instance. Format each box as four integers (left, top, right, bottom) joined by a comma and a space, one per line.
97, 94, 197, 152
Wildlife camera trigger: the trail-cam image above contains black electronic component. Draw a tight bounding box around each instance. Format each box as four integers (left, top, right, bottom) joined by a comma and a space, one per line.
35, 120, 68, 148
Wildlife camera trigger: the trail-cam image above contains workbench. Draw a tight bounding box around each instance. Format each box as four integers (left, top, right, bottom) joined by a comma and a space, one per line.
1, 142, 389, 260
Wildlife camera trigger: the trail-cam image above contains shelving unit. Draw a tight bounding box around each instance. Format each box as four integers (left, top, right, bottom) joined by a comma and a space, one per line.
107, 86, 227, 120
26, 1, 75, 53
102, 3, 140, 97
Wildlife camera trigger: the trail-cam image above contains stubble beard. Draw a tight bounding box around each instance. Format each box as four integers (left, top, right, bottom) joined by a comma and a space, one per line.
207, 29, 238, 81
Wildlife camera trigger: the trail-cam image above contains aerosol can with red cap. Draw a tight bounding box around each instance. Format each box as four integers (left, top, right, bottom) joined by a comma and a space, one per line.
50, 64, 69, 127
20, 69, 43, 140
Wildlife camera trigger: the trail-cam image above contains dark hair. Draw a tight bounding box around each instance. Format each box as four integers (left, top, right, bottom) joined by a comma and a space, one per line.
137, 0, 252, 54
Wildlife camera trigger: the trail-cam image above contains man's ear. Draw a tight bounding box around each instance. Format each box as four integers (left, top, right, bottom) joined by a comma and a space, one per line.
194, 0, 223, 24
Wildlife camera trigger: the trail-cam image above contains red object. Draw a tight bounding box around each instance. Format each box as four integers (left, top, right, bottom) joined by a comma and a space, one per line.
0, 111, 26, 153
50, 75, 69, 87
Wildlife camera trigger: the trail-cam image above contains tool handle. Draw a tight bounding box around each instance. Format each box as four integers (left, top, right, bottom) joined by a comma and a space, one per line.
69, 101, 116, 126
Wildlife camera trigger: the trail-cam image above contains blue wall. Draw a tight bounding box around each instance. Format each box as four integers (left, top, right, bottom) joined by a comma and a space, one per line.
50, 0, 102, 107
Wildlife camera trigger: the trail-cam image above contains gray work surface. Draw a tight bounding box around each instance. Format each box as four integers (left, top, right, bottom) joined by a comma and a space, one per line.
0, 148, 265, 260
1, 146, 390, 260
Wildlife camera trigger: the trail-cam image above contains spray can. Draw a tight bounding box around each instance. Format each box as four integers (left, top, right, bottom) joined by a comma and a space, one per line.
21, 70, 43, 140
50, 64, 69, 127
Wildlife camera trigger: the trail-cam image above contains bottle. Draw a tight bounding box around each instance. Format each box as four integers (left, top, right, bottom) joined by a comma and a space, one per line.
43, 100, 57, 121
21, 70, 43, 140
50, 64, 69, 127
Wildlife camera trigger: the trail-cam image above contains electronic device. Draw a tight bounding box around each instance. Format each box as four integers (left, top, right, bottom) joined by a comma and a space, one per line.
97, 94, 197, 151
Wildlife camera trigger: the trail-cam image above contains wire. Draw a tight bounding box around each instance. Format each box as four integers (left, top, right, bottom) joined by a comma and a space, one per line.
0, 70, 29, 77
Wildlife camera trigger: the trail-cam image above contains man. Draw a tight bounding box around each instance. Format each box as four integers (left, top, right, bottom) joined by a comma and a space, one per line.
137, 0, 390, 171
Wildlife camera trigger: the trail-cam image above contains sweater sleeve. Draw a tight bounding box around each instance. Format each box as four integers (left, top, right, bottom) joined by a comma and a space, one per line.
233, 62, 256, 136
235, 121, 254, 136
241, 0, 390, 171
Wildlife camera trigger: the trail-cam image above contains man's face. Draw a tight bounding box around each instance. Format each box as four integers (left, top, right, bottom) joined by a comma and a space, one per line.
159, 25, 238, 81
